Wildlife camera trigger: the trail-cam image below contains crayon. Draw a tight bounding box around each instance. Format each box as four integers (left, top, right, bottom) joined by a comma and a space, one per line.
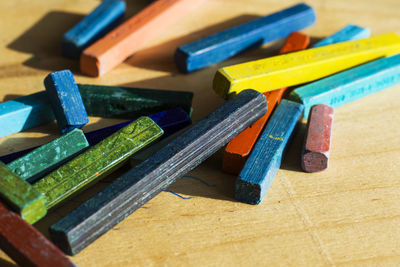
175, 3, 315, 73
236, 100, 304, 204
313, 24, 370, 48
213, 33, 400, 98
80, 0, 207, 77
49, 89, 267, 255
301, 105, 334, 172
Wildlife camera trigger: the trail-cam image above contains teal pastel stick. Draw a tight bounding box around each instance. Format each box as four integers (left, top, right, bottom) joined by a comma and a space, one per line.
289, 54, 400, 118
312, 24, 370, 48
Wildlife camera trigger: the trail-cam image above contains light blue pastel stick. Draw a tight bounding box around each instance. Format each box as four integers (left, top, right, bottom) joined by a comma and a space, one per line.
313, 24, 370, 48
289, 54, 400, 118
0, 92, 54, 138
236, 100, 304, 205
62, 0, 126, 59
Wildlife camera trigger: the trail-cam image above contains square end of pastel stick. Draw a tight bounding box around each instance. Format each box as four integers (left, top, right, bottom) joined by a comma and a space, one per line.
80, 52, 101, 77
61, 37, 82, 59
222, 151, 247, 175
235, 179, 262, 205
174, 48, 190, 73
213, 69, 234, 99
21, 196, 47, 224
49, 226, 75, 256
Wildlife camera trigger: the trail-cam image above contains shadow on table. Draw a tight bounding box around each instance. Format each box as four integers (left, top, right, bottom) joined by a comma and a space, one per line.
0, 258, 16, 267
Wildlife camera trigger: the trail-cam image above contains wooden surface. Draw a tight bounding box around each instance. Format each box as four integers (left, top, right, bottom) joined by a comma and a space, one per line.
0, 0, 399, 266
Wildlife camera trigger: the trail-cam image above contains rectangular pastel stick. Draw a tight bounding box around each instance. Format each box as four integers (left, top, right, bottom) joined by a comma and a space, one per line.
0, 162, 46, 224
0, 91, 54, 138
78, 84, 194, 118
33, 117, 163, 210
44, 70, 89, 133
236, 99, 304, 205
289, 53, 400, 118
312, 24, 370, 48
301, 105, 334, 172
7, 129, 89, 183
222, 32, 310, 175
49, 89, 267, 255
0, 202, 75, 267
81, 0, 207, 77
213, 33, 400, 98
174, 3, 315, 73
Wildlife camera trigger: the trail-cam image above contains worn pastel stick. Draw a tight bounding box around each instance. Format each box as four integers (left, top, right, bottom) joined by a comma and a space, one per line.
0, 91, 54, 138
44, 70, 89, 133
222, 32, 310, 175
174, 3, 315, 73
49, 90, 267, 255
7, 129, 89, 183
33, 117, 163, 210
81, 0, 207, 77
289, 53, 400, 118
0, 162, 46, 224
78, 84, 194, 118
62, 0, 126, 59
313, 24, 370, 48
236, 100, 304, 205
213, 33, 400, 98
301, 105, 334, 172
0, 202, 75, 267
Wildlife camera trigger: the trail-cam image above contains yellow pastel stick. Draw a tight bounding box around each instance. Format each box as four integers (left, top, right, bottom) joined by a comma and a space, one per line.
213, 33, 400, 98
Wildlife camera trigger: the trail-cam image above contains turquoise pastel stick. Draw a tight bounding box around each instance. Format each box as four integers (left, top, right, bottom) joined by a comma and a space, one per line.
313, 24, 370, 48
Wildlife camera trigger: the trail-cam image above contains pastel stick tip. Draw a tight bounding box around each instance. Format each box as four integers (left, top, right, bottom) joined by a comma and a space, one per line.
301, 151, 329, 172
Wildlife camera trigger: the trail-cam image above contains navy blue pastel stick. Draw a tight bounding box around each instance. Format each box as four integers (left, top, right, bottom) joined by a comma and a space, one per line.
62, 0, 126, 59
44, 70, 89, 133
236, 99, 304, 205
174, 3, 316, 73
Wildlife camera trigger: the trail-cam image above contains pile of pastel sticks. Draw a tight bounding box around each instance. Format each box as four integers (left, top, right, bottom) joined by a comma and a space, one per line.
0, 0, 400, 265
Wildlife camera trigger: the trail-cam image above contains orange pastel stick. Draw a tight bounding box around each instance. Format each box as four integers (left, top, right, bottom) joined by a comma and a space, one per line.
80, 0, 206, 77
222, 32, 310, 175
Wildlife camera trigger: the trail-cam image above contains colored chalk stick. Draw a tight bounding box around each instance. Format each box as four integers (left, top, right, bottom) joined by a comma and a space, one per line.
0, 91, 54, 138
0, 162, 46, 224
174, 3, 315, 73
49, 89, 267, 255
78, 84, 194, 118
0, 202, 75, 267
33, 117, 163, 210
236, 99, 304, 205
313, 24, 370, 48
301, 105, 334, 172
62, 0, 126, 59
44, 70, 89, 133
289, 53, 400, 118
80, 0, 207, 77
222, 32, 310, 175
7, 129, 89, 183
213, 33, 400, 98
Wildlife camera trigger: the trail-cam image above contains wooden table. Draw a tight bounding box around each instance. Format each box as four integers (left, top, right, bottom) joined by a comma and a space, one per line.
1, 0, 400, 266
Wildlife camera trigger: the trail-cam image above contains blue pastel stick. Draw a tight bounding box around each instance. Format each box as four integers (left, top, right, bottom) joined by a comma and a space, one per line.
174, 3, 316, 73
0, 92, 54, 138
236, 99, 304, 204
312, 24, 370, 48
62, 0, 126, 59
289, 54, 400, 119
44, 70, 89, 133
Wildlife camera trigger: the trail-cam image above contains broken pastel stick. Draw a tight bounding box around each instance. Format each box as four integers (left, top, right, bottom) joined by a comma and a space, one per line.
222, 32, 310, 175
289, 53, 400, 118
49, 89, 267, 255
301, 105, 334, 172
312, 24, 370, 48
62, 0, 126, 59
33, 117, 163, 210
80, 0, 207, 76
213, 33, 400, 98
7, 129, 89, 183
78, 84, 193, 118
0, 162, 46, 224
44, 70, 89, 133
174, 3, 315, 73
236, 100, 304, 205
0, 202, 75, 267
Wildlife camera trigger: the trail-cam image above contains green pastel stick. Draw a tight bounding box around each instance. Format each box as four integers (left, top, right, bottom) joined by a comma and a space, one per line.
33, 117, 163, 209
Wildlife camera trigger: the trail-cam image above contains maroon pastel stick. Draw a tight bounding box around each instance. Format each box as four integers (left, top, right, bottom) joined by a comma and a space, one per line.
301, 104, 334, 172
0, 202, 75, 267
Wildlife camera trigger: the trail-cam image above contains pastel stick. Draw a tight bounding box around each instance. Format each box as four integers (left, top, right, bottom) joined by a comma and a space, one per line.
236, 99, 304, 204
313, 24, 370, 48
49, 89, 267, 255
175, 3, 316, 73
